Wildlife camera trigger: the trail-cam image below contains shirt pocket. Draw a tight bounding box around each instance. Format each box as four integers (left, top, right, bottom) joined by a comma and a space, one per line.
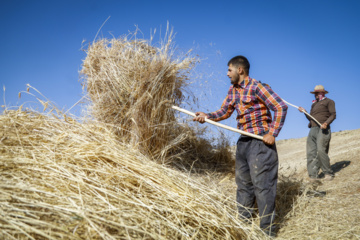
240, 95, 256, 112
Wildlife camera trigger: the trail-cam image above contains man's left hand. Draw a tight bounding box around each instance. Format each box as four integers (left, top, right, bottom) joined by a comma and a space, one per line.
262, 133, 275, 145
320, 122, 328, 129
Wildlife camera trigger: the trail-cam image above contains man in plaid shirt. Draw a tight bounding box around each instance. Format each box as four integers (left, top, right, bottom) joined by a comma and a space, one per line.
193, 56, 287, 237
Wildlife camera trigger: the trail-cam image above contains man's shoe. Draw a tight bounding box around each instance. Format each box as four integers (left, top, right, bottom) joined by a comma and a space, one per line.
323, 175, 334, 181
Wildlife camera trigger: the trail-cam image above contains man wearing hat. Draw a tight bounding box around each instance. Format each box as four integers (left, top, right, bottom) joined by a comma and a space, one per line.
298, 85, 336, 181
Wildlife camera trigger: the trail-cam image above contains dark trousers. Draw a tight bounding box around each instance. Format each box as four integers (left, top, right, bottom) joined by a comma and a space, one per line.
306, 126, 333, 178
235, 136, 278, 233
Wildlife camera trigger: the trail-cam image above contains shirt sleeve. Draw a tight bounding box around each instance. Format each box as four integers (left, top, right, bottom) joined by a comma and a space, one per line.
256, 83, 288, 137
206, 90, 235, 122
305, 104, 316, 126
325, 99, 336, 125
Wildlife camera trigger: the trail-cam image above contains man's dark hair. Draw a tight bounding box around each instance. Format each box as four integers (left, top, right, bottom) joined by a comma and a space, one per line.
228, 55, 250, 74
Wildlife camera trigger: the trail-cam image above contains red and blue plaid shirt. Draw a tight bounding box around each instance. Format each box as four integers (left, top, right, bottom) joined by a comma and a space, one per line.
206, 77, 288, 137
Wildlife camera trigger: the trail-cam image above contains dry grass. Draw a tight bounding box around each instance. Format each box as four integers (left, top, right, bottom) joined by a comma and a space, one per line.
0, 107, 267, 239
275, 130, 360, 239
277, 177, 360, 239
80, 28, 234, 172
80, 28, 193, 160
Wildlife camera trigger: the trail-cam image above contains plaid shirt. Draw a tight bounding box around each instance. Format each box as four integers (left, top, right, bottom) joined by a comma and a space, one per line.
206, 77, 288, 137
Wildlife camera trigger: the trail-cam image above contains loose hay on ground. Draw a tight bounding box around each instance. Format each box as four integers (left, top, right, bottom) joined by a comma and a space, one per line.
0, 109, 268, 239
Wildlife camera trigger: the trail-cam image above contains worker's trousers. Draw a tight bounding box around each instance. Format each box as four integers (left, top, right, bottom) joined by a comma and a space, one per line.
307, 126, 334, 178
235, 136, 278, 234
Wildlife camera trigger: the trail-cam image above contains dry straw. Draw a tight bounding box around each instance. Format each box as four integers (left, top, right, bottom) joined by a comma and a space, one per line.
0, 106, 266, 239
81, 28, 195, 161
80, 27, 234, 171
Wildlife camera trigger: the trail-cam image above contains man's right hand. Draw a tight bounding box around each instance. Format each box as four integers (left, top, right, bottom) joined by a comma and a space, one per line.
298, 106, 306, 113
193, 112, 207, 124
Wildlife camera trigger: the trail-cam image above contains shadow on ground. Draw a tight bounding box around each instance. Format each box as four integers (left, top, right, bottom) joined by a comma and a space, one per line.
331, 160, 351, 173
319, 160, 351, 178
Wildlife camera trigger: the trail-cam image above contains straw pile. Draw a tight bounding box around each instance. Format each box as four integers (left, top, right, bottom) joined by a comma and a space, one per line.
80, 29, 234, 171
81, 30, 191, 160
0, 107, 267, 239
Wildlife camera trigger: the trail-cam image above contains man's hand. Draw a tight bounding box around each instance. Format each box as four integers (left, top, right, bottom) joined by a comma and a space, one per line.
263, 133, 275, 145
193, 112, 207, 124
320, 122, 328, 129
298, 106, 306, 113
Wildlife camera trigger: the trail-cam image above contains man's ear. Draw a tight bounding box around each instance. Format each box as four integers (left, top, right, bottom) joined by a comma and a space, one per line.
238, 66, 244, 75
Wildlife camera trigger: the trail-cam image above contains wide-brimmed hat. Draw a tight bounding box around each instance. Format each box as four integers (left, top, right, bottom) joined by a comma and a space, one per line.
310, 85, 329, 94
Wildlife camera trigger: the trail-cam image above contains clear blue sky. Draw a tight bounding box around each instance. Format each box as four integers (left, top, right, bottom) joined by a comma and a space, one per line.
1, 0, 360, 142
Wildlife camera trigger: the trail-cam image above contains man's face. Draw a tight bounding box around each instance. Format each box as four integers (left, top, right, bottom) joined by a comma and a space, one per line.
315, 92, 325, 99
227, 64, 240, 85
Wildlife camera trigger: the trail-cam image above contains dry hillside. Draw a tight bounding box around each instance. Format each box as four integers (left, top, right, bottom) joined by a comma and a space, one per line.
274, 128, 360, 239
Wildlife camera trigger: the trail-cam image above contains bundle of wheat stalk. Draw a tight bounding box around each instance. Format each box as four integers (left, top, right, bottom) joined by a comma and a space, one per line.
81, 29, 196, 161
80, 29, 234, 172
0, 107, 268, 239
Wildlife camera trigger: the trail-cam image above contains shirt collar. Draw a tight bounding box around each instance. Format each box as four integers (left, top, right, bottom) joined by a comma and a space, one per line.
312, 96, 327, 103
235, 76, 251, 89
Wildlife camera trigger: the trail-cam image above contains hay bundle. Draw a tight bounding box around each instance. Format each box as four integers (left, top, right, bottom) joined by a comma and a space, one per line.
0, 109, 265, 239
81, 30, 195, 159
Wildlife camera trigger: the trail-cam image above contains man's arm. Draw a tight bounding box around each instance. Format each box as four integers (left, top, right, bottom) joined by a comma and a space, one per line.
298, 106, 316, 122
325, 99, 336, 126
299, 99, 336, 129
298, 106, 316, 128
193, 90, 235, 123
317, 99, 336, 129
256, 83, 288, 142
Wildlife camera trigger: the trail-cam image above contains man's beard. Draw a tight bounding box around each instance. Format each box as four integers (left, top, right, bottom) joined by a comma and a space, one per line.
230, 74, 240, 85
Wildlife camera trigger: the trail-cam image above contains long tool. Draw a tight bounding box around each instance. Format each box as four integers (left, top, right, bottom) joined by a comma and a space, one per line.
282, 99, 322, 126
171, 105, 263, 140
